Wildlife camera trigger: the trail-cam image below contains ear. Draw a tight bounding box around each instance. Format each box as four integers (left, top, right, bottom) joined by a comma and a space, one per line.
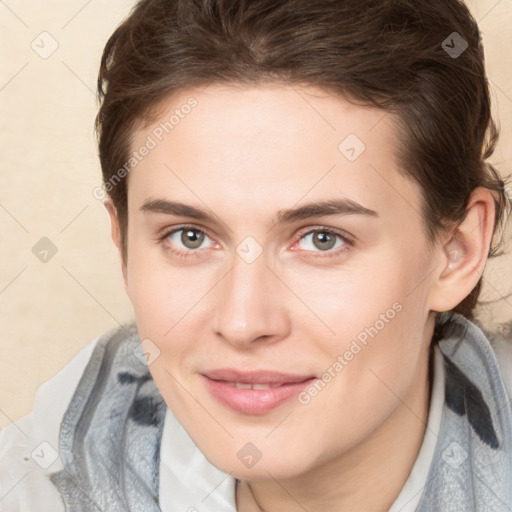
104, 200, 128, 289
428, 187, 496, 312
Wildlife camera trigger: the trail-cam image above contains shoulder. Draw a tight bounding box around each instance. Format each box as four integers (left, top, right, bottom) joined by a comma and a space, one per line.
0, 322, 136, 511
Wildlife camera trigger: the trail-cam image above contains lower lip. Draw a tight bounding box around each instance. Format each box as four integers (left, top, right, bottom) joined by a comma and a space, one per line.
203, 377, 315, 415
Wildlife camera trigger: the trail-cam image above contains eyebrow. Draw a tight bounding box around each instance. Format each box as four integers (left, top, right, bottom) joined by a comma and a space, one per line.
139, 197, 378, 227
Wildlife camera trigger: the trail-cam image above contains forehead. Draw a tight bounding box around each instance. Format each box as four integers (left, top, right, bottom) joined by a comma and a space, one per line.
127, 83, 423, 229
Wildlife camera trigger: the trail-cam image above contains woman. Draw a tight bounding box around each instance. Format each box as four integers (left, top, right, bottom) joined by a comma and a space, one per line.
1, 0, 511, 510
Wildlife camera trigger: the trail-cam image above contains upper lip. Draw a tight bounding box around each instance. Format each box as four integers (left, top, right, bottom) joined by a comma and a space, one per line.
202, 368, 315, 384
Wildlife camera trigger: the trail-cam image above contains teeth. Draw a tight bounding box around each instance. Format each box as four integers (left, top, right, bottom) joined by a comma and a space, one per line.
252, 384, 271, 390
235, 382, 252, 389
231, 382, 275, 390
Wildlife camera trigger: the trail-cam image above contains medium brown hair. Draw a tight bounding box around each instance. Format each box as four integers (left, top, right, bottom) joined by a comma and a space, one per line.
95, 0, 510, 320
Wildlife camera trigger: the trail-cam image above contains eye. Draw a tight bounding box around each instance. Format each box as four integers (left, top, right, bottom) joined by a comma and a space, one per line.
158, 225, 352, 259
159, 226, 215, 257
293, 228, 351, 258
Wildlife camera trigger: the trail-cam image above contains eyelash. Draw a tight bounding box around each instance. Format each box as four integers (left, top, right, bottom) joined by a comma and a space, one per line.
157, 224, 353, 259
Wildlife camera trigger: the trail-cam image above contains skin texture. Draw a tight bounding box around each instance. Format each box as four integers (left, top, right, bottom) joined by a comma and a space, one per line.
105, 83, 495, 511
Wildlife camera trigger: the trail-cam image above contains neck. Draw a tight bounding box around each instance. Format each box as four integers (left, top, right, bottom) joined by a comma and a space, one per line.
236, 349, 433, 512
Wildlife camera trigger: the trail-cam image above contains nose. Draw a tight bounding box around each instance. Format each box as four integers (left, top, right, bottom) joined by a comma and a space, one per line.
212, 252, 290, 349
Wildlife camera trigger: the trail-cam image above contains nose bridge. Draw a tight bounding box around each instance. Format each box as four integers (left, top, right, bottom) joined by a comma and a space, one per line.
213, 248, 287, 347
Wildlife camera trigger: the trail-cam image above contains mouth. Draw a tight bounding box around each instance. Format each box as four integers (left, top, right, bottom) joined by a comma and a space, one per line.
202, 369, 316, 415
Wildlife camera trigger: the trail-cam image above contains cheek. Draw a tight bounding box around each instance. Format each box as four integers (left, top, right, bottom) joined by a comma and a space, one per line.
296, 304, 428, 460
318, 253, 433, 423
124, 257, 212, 377
125, 245, 200, 329
280, 254, 413, 349
311, 252, 432, 386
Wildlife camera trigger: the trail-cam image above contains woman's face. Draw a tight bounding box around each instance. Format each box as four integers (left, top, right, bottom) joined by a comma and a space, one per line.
118, 83, 442, 480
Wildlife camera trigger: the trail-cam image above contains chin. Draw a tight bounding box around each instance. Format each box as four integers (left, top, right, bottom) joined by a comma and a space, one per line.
196, 435, 319, 481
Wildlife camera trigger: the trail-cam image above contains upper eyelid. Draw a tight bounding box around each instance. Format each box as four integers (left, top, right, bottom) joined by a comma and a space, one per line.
295, 225, 352, 242
161, 224, 217, 244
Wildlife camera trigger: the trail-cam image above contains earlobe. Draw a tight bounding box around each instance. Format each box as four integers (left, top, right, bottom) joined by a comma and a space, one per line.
429, 187, 496, 312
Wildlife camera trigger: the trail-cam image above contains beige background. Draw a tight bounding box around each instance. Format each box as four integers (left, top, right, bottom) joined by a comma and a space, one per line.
0, 0, 511, 431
